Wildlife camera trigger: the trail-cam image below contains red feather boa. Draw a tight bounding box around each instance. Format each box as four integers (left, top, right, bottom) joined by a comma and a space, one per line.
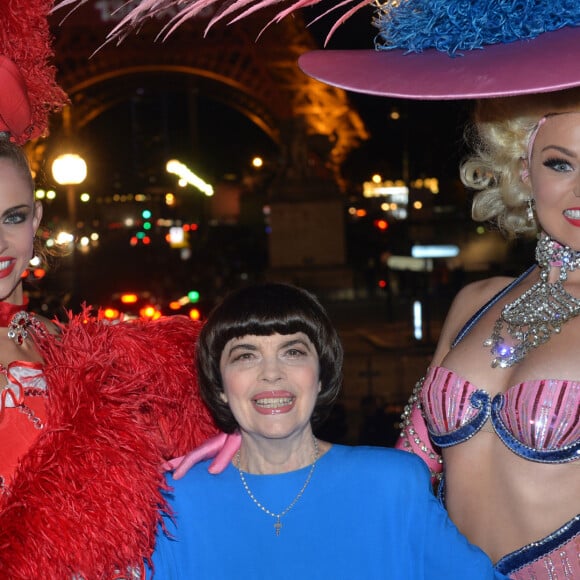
0, 310, 218, 579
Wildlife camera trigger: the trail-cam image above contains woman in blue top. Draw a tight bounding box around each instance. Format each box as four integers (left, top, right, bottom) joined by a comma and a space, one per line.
148, 282, 508, 579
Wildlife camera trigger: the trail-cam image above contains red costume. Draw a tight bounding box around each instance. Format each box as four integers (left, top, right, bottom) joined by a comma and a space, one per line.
0, 310, 217, 579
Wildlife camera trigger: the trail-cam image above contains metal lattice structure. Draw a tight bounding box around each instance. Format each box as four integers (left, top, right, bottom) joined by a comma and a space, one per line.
49, 4, 368, 175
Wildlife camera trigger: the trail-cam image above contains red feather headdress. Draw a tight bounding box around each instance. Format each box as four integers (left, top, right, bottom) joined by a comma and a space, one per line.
0, 0, 68, 144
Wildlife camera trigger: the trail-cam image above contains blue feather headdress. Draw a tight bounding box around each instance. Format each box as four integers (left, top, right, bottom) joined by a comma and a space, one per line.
374, 0, 580, 54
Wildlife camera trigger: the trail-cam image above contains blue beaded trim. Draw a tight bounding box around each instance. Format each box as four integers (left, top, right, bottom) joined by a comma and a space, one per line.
495, 514, 580, 575
429, 389, 580, 462
429, 390, 491, 448
491, 396, 580, 463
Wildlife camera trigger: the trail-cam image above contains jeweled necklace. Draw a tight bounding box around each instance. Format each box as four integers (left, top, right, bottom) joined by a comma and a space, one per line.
236, 436, 319, 536
485, 234, 580, 368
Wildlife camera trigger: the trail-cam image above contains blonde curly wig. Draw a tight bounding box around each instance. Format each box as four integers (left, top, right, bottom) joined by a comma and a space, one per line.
461, 88, 580, 239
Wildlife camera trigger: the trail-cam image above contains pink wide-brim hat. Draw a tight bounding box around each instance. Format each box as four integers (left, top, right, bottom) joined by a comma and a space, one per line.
299, 26, 580, 100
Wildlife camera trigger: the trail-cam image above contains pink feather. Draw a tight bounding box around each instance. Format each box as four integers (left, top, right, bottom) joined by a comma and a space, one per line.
54, 0, 373, 42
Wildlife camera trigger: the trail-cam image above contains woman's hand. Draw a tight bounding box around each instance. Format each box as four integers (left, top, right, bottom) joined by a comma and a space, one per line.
164, 432, 242, 478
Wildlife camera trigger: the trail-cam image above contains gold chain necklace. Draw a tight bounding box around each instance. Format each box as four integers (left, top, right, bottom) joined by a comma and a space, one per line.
236, 436, 319, 536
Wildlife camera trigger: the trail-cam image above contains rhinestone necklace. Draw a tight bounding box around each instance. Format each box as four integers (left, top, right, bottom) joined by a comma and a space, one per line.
236, 436, 319, 536
485, 234, 580, 368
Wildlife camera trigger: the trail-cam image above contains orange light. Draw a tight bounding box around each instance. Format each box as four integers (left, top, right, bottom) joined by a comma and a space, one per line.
355, 209, 367, 217
121, 293, 139, 304
374, 219, 389, 230
139, 305, 161, 320
103, 308, 120, 320
189, 308, 201, 321
168, 301, 181, 310
33, 268, 46, 279
183, 224, 190, 232
21, 270, 29, 278
130, 237, 138, 246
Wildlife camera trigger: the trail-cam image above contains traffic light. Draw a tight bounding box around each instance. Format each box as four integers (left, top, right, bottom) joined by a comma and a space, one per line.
141, 209, 152, 234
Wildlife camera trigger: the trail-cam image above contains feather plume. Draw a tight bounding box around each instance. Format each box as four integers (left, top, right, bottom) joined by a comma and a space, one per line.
0, 0, 68, 143
0, 309, 218, 579
54, 0, 580, 56
53, 0, 373, 43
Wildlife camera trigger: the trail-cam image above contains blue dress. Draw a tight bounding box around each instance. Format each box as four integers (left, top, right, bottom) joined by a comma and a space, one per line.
148, 445, 509, 579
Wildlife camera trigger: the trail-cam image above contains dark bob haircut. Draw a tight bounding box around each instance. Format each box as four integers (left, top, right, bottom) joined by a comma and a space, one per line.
197, 283, 343, 433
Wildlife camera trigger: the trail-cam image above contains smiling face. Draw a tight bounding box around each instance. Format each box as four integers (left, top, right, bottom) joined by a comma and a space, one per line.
0, 157, 42, 304
526, 112, 580, 248
219, 332, 321, 444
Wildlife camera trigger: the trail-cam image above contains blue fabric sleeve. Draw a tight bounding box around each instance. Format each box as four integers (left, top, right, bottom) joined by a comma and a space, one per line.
145, 500, 178, 580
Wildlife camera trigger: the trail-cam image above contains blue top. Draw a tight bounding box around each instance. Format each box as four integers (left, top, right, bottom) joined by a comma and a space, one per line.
148, 445, 509, 579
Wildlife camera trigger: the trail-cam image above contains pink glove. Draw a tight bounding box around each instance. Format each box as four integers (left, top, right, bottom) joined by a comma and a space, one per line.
164, 431, 242, 479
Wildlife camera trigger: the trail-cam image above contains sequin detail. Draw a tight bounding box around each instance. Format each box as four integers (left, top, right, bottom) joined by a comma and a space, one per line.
495, 514, 580, 579
421, 366, 580, 462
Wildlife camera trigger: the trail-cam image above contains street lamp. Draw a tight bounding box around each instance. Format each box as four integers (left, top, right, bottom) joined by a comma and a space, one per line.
52, 153, 87, 228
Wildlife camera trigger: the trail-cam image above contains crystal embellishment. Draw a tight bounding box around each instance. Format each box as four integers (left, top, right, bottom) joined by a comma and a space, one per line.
7, 311, 40, 345
486, 235, 580, 368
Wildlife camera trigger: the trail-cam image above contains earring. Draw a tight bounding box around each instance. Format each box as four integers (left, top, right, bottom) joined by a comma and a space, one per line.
526, 198, 535, 223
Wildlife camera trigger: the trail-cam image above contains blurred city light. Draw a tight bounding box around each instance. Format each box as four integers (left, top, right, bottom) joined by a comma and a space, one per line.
52, 154, 87, 185
187, 290, 200, 303
166, 159, 214, 196
55, 231, 74, 245
411, 245, 460, 258
413, 301, 423, 340
52, 152, 87, 228
120, 293, 139, 304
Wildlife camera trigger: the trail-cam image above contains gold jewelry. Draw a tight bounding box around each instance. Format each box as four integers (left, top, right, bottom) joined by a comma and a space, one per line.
236, 436, 319, 536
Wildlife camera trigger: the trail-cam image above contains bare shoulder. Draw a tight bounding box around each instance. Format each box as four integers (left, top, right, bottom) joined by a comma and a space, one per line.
431, 276, 514, 365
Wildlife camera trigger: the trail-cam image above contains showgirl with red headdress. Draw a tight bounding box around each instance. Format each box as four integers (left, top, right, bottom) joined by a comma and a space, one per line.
0, 3, 218, 577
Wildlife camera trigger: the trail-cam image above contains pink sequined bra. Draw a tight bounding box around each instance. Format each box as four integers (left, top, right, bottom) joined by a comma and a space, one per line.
421, 366, 580, 463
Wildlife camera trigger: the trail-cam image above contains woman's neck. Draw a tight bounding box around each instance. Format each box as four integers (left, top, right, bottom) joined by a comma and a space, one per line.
0, 296, 28, 327
237, 429, 319, 475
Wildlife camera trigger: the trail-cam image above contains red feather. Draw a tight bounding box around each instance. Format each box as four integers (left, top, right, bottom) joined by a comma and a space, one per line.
0, 310, 218, 579
0, 0, 68, 143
